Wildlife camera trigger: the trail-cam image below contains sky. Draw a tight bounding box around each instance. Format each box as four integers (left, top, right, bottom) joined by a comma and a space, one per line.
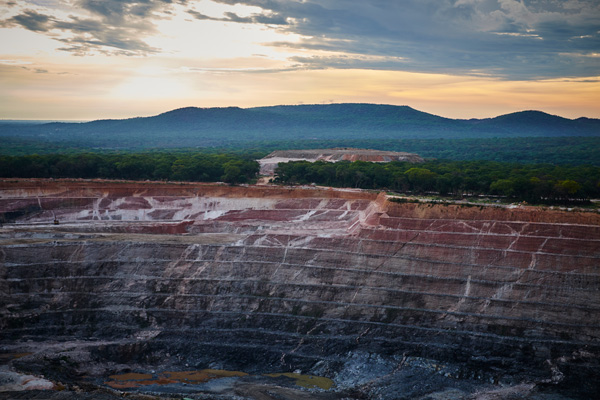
0, 0, 599, 120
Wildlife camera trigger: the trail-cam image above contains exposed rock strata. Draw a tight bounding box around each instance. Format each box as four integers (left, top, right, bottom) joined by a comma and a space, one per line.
0, 179, 599, 399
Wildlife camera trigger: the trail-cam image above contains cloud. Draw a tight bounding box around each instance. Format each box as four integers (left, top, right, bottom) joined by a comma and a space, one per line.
0, 59, 50, 75
0, 59, 33, 66
288, 54, 408, 72
204, 0, 600, 79
5, 9, 53, 32
187, 9, 288, 25
75, 0, 181, 26
1, 0, 186, 55
2, 0, 599, 79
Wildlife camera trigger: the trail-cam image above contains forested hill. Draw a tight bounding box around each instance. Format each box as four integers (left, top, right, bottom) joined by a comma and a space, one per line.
1, 104, 599, 150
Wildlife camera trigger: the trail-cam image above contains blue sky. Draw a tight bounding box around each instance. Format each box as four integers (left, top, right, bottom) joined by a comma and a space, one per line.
1, 0, 599, 119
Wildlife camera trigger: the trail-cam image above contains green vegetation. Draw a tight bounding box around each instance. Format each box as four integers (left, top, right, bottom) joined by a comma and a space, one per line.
0, 153, 259, 184
2, 143, 598, 205
274, 160, 600, 204
250, 137, 599, 165
2, 149, 598, 204
2, 137, 598, 166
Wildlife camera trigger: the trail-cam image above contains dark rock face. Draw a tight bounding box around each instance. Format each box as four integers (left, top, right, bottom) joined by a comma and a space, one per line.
0, 180, 599, 399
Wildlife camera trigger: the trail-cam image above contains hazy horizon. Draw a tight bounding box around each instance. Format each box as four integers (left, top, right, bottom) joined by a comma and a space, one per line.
1, 102, 599, 124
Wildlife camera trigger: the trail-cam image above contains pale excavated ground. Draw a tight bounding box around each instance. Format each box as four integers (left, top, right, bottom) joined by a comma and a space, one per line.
257, 148, 424, 175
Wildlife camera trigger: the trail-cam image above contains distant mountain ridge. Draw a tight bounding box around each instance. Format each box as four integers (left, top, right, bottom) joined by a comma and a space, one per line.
0, 103, 598, 149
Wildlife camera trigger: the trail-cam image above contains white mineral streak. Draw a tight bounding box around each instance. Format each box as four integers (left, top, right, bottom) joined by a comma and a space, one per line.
24, 195, 280, 223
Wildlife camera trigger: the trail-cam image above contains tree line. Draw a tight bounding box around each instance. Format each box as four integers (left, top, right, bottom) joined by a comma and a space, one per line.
255, 137, 600, 166
2, 136, 599, 166
0, 153, 259, 184
274, 160, 600, 204
2, 152, 598, 204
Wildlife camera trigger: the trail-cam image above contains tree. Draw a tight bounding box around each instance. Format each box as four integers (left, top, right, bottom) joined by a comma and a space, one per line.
554, 180, 581, 200
221, 161, 243, 184
490, 179, 515, 197
404, 168, 438, 193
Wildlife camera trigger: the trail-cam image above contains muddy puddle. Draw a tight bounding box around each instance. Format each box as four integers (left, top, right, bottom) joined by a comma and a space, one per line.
104, 369, 334, 393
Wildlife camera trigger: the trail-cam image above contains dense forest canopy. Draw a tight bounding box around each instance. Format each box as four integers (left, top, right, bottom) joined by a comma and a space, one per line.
274, 160, 600, 204
1, 152, 598, 205
0, 153, 259, 184
1, 137, 599, 166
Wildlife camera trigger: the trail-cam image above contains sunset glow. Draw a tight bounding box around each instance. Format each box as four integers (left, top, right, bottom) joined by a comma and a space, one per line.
1, 0, 599, 120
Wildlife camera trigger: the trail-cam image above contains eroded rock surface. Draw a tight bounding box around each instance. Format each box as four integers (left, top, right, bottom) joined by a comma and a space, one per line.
0, 180, 598, 399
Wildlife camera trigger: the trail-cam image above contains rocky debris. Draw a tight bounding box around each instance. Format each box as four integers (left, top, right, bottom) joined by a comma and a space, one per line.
0, 179, 599, 399
0, 368, 55, 391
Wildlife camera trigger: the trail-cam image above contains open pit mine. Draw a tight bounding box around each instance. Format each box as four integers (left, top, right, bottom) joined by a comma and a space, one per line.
0, 179, 599, 400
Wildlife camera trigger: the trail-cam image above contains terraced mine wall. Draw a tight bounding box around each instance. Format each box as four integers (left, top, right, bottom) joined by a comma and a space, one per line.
1, 179, 599, 399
